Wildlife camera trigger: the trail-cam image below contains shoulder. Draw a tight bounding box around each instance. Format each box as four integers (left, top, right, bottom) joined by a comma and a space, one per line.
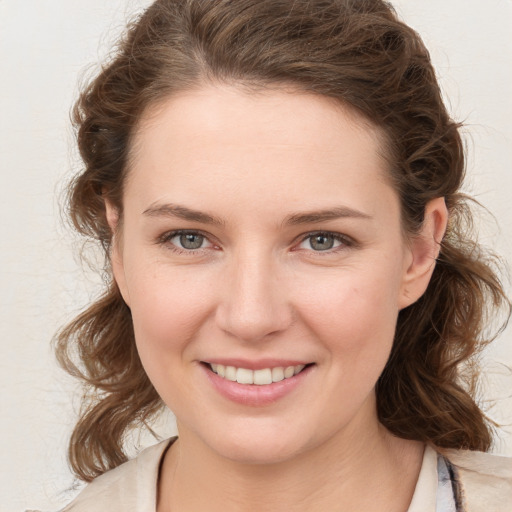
61, 438, 174, 512
440, 447, 512, 512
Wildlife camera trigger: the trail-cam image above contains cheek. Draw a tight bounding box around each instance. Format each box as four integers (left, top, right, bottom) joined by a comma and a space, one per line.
125, 264, 220, 414
124, 261, 216, 366
293, 263, 402, 362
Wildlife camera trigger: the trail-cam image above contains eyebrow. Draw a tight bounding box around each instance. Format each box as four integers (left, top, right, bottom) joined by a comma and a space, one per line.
143, 202, 372, 227
143, 203, 226, 226
284, 207, 373, 225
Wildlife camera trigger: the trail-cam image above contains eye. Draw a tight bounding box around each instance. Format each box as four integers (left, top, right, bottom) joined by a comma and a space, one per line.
159, 230, 215, 252
297, 232, 351, 252
174, 232, 207, 250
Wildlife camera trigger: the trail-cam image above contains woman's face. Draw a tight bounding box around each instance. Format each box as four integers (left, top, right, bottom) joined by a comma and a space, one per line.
110, 85, 431, 463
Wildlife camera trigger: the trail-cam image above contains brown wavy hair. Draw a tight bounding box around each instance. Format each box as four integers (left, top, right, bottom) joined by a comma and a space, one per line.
56, 0, 510, 482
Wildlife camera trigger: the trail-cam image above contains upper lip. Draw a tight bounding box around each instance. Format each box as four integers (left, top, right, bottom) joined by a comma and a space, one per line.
202, 358, 313, 370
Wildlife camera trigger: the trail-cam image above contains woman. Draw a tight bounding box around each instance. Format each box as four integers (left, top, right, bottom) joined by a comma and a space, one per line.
55, 0, 511, 510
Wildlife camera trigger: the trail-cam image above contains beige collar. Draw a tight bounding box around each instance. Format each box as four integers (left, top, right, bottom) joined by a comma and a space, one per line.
65, 440, 445, 512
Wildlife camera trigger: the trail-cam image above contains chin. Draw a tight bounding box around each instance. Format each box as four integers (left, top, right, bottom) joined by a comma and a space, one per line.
197, 419, 315, 466
219, 438, 304, 466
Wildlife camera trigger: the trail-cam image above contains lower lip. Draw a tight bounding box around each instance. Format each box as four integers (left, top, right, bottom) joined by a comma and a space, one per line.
202, 364, 314, 407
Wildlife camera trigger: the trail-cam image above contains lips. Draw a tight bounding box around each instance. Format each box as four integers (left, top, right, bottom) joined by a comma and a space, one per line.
201, 360, 314, 406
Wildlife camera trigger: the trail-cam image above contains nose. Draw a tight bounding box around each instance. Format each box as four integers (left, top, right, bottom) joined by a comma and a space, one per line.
215, 249, 293, 343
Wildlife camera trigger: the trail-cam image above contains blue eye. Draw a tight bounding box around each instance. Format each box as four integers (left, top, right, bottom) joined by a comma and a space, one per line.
298, 232, 349, 252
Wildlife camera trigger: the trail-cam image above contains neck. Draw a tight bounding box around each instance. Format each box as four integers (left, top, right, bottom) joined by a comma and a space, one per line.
158, 410, 423, 512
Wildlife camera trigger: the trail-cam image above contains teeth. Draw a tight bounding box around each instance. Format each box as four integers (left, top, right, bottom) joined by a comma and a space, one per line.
225, 366, 237, 381
271, 367, 284, 382
254, 368, 272, 385
210, 363, 306, 385
284, 366, 295, 379
236, 368, 253, 384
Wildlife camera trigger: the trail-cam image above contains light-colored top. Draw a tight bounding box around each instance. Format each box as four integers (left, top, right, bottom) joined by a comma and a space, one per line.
440, 446, 512, 511
56, 438, 512, 512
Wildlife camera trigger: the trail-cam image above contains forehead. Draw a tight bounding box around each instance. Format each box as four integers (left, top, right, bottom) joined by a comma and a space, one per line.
132, 84, 387, 161
125, 85, 395, 220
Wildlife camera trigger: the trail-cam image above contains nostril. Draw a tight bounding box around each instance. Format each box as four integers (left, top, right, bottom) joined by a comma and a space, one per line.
214, 275, 293, 342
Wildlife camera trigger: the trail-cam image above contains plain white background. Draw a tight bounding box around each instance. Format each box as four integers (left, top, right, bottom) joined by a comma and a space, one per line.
1, 1, 511, 510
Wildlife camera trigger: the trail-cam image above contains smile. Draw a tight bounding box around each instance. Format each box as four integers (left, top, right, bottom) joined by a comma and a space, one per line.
209, 363, 307, 385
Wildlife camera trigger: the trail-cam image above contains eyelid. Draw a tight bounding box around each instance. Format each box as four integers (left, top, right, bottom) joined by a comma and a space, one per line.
157, 229, 218, 252
156, 229, 355, 254
294, 231, 356, 252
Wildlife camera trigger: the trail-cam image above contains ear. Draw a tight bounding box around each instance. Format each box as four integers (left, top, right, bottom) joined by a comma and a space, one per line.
399, 197, 448, 309
105, 199, 131, 307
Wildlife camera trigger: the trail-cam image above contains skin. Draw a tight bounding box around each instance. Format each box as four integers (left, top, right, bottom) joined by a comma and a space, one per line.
107, 84, 448, 511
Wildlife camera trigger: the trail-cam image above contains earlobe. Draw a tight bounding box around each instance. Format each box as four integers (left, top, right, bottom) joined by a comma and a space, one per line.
104, 199, 130, 307
399, 197, 448, 309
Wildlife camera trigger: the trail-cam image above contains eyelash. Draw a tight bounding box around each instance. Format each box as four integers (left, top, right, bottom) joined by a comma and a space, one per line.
295, 231, 355, 254
157, 230, 356, 255
157, 230, 216, 255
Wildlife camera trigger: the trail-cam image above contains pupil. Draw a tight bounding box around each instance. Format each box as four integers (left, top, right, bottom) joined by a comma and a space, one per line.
180, 233, 203, 249
311, 234, 334, 251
